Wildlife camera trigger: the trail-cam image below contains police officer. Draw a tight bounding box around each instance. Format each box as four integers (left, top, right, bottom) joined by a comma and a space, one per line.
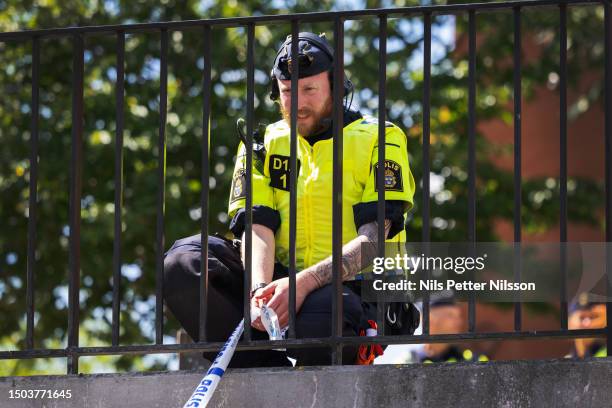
414, 298, 488, 364
164, 32, 417, 367
567, 293, 607, 358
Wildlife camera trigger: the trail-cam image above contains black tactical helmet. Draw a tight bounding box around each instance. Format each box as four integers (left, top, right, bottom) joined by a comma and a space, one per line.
269, 32, 353, 101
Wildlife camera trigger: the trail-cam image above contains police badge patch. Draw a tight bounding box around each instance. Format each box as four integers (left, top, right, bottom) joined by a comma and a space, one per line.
230, 169, 246, 203
374, 160, 403, 192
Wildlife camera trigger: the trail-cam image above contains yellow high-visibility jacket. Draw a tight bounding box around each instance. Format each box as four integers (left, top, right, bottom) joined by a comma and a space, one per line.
228, 114, 416, 273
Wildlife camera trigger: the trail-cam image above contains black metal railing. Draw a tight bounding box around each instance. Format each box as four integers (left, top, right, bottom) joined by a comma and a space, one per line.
0, 0, 610, 375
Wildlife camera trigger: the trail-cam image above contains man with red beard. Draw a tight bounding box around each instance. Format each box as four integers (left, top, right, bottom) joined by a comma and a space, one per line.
164, 32, 418, 367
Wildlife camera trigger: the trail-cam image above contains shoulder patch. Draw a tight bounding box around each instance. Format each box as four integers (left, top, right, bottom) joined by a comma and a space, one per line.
374, 159, 403, 192
230, 168, 246, 203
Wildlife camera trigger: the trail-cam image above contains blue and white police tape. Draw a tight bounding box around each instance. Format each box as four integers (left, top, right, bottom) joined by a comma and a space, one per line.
182, 320, 244, 408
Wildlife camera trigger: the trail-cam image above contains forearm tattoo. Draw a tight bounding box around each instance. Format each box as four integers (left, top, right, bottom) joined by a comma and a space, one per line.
303, 219, 392, 289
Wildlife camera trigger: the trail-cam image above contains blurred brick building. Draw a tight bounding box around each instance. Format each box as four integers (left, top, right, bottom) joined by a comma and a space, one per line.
459, 28, 605, 360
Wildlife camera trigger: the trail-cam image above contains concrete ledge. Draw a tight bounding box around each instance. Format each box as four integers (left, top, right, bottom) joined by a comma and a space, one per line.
1, 358, 611, 407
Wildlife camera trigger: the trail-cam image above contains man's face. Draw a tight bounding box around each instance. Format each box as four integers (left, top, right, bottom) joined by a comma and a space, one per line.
424, 305, 464, 357
569, 304, 607, 350
430, 305, 464, 335
277, 71, 333, 137
569, 304, 607, 330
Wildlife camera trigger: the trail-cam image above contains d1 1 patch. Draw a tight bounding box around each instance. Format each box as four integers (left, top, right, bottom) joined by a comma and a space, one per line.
269, 154, 301, 192
230, 169, 246, 203
374, 160, 403, 192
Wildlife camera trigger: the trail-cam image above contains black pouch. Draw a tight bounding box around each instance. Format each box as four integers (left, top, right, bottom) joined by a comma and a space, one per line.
384, 302, 420, 336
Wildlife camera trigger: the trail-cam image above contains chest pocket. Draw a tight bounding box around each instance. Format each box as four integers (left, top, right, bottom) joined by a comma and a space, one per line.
269, 154, 301, 191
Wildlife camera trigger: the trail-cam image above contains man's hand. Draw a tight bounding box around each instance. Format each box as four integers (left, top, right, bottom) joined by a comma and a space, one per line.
250, 287, 268, 332
243, 224, 276, 332
254, 273, 318, 329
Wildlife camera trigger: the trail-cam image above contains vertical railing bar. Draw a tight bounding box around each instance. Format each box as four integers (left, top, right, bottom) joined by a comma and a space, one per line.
243, 23, 255, 342
112, 30, 125, 347
67, 33, 84, 375
155, 29, 168, 345
376, 15, 387, 336
467, 10, 477, 333
559, 3, 568, 331
288, 20, 299, 339
421, 12, 432, 336
199, 24, 212, 342
331, 16, 345, 365
26, 36, 40, 350
604, 0, 612, 357
512, 7, 523, 332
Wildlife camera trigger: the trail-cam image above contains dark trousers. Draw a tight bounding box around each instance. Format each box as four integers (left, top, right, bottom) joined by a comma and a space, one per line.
163, 234, 374, 367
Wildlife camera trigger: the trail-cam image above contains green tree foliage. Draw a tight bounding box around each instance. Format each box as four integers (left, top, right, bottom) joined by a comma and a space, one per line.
0, 0, 605, 373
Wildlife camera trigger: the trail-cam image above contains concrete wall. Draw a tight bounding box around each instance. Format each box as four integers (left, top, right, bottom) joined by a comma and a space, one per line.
1, 358, 611, 408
